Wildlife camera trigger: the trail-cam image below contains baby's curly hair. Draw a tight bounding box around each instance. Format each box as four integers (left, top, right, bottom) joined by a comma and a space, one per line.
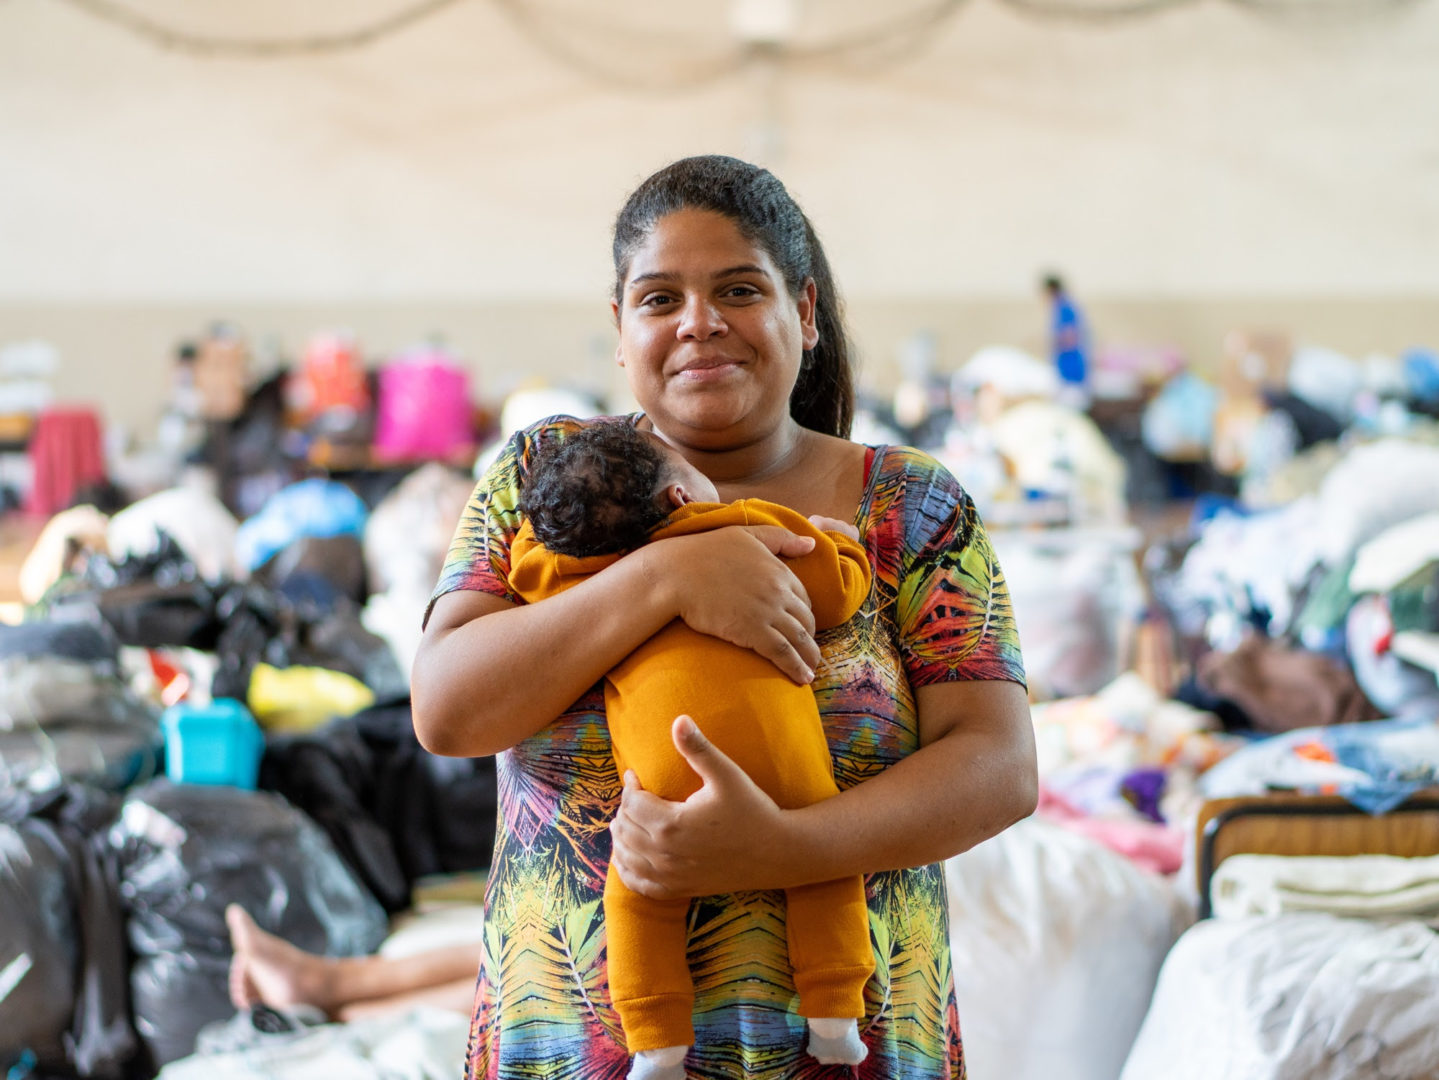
519, 421, 674, 557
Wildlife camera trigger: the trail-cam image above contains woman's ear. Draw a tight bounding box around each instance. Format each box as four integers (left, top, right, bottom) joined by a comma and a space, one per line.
798, 278, 819, 351
612, 300, 625, 366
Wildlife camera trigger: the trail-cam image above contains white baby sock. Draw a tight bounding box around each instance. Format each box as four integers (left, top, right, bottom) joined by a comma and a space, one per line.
628, 1044, 688, 1080
807, 1017, 867, 1065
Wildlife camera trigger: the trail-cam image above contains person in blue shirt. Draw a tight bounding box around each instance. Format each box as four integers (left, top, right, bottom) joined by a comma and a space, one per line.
1043, 273, 1090, 402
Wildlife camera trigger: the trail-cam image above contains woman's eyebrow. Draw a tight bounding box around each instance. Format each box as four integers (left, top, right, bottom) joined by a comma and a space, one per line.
628, 271, 678, 287
713, 263, 770, 280
628, 264, 771, 288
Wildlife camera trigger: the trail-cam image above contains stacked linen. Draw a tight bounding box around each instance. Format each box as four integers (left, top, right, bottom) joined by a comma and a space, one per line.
1210, 853, 1439, 920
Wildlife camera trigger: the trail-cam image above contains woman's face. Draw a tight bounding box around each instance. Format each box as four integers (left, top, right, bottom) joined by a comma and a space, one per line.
613, 208, 818, 451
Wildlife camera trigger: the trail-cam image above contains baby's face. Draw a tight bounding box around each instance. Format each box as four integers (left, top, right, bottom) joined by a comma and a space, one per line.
647, 433, 720, 506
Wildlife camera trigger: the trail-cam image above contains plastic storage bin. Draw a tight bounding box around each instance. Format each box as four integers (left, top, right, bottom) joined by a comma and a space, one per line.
161, 699, 264, 789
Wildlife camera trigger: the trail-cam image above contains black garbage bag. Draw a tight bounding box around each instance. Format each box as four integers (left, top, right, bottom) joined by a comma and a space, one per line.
0, 624, 163, 793
295, 605, 407, 704
0, 821, 77, 1068
260, 699, 498, 914
0, 785, 135, 1080
207, 583, 304, 702
0, 718, 162, 796
110, 780, 388, 1071
259, 724, 409, 913
88, 582, 220, 651
66, 531, 203, 595
352, 703, 497, 886
40, 534, 217, 651
207, 370, 301, 520
0, 620, 119, 664
252, 534, 369, 611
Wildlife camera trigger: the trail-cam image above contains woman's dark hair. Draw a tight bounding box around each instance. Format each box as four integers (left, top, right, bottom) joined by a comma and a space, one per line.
612, 155, 854, 439
519, 422, 674, 557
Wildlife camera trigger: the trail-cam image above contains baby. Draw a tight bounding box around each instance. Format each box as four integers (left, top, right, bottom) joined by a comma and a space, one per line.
509, 419, 875, 1080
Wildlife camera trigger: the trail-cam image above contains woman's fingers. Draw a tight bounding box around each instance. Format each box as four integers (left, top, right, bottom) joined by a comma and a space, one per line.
745, 523, 816, 559
662, 527, 819, 680
765, 617, 820, 685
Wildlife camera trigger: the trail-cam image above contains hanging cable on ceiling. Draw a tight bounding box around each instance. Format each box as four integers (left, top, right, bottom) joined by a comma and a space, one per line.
42, 0, 1429, 65
49, 0, 468, 56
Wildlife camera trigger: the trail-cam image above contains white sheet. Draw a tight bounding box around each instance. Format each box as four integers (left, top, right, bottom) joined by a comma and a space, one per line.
157, 1006, 468, 1080
947, 815, 1191, 1080
1121, 913, 1439, 1080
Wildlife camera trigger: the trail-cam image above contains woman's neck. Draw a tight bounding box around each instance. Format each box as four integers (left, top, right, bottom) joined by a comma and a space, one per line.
640, 415, 860, 519
681, 429, 811, 494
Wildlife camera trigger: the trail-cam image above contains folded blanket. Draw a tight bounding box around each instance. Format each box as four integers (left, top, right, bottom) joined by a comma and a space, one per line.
1212, 852, 1439, 919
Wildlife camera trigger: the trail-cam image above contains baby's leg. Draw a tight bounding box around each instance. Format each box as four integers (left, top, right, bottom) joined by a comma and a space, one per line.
605, 862, 695, 1079
784, 876, 874, 1066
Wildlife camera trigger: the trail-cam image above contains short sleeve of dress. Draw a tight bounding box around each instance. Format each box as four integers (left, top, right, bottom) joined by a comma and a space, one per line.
885, 448, 1027, 690
423, 415, 591, 628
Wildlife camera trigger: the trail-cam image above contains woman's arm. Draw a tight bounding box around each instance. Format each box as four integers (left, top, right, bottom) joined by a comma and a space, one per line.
607, 678, 1037, 896
412, 525, 825, 757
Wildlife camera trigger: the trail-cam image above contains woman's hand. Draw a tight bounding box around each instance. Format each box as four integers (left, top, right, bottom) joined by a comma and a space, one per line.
651, 525, 821, 684
609, 715, 790, 898
610, 683, 1038, 895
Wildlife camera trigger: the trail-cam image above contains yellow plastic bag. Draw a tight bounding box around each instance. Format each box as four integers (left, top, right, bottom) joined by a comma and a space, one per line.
247, 662, 374, 732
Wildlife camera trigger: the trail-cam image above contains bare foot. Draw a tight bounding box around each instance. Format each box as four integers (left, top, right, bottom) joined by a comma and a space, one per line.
225, 904, 339, 1015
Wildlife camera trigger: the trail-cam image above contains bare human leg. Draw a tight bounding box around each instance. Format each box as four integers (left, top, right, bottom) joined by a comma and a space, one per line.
225, 904, 478, 1021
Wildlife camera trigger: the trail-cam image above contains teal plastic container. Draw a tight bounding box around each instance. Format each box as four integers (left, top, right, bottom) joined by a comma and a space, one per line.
161, 698, 264, 789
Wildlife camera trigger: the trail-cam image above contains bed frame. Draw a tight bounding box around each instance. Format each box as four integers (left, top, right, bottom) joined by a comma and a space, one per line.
1194, 788, 1439, 918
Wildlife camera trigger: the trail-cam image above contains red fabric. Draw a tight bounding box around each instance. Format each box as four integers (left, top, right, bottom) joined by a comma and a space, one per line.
863, 445, 876, 485
24, 408, 106, 515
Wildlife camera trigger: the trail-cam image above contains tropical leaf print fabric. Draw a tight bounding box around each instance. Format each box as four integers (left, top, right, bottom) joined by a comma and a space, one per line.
427, 415, 1026, 1079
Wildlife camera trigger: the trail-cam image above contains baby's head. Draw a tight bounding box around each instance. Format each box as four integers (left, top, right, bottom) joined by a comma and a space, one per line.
520, 420, 718, 557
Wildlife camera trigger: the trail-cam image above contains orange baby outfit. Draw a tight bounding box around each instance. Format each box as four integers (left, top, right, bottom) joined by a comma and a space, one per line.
508, 498, 875, 1054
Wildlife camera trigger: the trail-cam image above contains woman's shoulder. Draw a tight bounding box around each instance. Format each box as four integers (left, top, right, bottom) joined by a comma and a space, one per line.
862, 442, 965, 500
857, 440, 986, 547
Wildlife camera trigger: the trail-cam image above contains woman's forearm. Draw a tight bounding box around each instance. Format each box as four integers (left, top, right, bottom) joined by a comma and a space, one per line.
412, 525, 825, 758
412, 545, 678, 757
773, 684, 1037, 886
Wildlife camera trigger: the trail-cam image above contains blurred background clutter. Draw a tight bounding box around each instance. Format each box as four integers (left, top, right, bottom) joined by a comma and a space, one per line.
2, 2, 1439, 1079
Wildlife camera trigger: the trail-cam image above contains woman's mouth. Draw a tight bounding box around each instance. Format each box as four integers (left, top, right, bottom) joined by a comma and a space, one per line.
676, 358, 742, 382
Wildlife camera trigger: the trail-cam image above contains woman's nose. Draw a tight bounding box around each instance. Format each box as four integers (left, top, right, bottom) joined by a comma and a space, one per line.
677, 296, 726, 340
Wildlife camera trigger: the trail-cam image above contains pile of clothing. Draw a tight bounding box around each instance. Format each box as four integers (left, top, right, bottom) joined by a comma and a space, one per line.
2, 469, 493, 1079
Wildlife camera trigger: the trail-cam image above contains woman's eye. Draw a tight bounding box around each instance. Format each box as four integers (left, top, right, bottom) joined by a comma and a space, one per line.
640, 293, 676, 309
724, 285, 760, 299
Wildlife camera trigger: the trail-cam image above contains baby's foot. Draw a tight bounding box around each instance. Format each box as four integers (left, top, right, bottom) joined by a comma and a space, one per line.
807, 1017, 867, 1065
628, 1044, 688, 1080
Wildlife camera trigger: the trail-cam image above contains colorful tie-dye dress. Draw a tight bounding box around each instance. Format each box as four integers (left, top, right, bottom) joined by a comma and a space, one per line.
427, 416, 1027, 1079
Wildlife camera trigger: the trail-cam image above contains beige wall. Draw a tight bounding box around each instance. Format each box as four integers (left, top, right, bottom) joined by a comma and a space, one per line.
3, 0, 1437, 432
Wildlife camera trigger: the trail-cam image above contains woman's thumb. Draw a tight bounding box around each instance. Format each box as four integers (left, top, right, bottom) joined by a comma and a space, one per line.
672, 715, 730, 784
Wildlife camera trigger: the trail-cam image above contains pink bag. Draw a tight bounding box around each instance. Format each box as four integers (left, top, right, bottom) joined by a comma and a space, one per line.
371, 348, 475, 462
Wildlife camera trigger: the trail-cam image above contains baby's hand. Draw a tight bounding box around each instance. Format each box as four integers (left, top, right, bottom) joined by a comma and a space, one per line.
807, 515, 859, 541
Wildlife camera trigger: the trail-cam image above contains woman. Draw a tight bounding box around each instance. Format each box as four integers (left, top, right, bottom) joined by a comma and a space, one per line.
412, 155, 1037, 1079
